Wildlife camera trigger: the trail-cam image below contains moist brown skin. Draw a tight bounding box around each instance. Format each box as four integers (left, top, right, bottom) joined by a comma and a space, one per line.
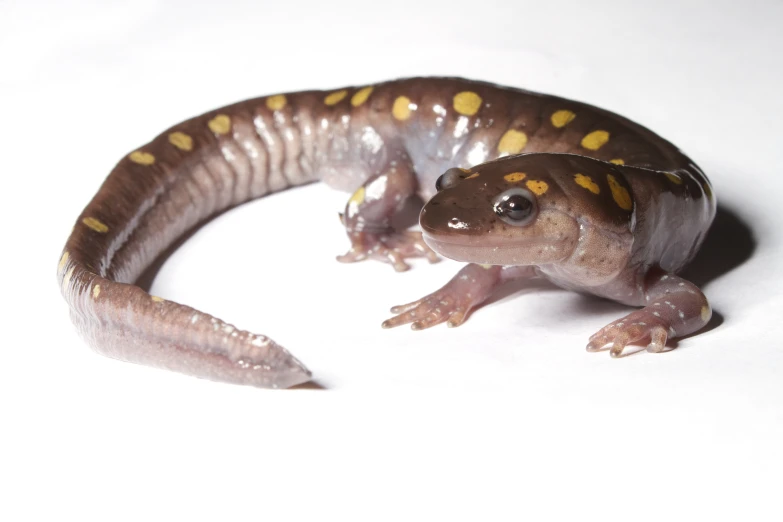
58, 77, 715, 388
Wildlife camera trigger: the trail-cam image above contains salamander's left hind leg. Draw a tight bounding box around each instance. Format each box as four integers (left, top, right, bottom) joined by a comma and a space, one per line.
337, 157, 438, 271
587, 270, 712, 357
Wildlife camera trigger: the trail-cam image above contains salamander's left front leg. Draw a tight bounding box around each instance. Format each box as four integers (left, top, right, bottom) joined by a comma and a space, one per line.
587, 270, 712, 357
337, 159, 438, 271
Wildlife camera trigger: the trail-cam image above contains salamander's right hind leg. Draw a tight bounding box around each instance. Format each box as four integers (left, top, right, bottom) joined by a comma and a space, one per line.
336, 156, 439, 271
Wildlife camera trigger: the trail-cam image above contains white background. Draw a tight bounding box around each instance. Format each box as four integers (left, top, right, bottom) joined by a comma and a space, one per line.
2, 0, 782, 520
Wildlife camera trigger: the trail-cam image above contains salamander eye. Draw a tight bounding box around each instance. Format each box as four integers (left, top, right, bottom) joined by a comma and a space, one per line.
493, 188, 537, 226
436, 168, 472, 192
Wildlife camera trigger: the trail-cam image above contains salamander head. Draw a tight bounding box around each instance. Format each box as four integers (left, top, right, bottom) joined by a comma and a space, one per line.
420, 153, 635, 266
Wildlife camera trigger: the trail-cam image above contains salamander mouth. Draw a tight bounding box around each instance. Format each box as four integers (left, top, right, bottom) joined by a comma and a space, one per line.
420, 208, 580, 266
421, 233, 494, 263
422, 231, 561, 264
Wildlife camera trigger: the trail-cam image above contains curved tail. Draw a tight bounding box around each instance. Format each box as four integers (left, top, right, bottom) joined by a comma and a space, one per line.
58, 99, 318, 388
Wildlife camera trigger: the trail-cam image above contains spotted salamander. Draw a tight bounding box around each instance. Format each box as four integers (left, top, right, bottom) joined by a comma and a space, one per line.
57, 77, 715, 389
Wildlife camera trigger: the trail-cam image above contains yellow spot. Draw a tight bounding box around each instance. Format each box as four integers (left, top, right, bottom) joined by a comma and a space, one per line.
349, 186, 365, 206
351, 87, 374, 107
324, 90, 348, 106
574, 173, 600, 195
92, 285, 101, 299
151, 296, 165, 303
129, 151, 155, 165
581, 130, 610, 151
453, 91, 483, 116
665, 173, 684, 185
58, 251, 70, 273
607, 174, 633, 210
62, 266, 75, 292
497, 130, 528, 154
168, 132, 193, 151
208, 114, 231, 135
266, 94, 287, 111
466, 173, 480, 179
551, 110, 576, 128
479, 264, 493, 269
609, 158, 625, 165
503, 172, 527, 183
526, 180, 549, 195
82, 217, 109, 233
700, 305, 711, 322
392, 96, 413, 121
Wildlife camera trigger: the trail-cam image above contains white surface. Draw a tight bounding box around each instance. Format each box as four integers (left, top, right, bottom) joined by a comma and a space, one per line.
2, 0, 782, 520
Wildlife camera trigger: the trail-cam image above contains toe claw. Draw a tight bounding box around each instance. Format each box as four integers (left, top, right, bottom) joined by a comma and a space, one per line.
645, 326, 669, 353
336, 248, 366, 264
609, 342, 625, 358
446, 310, 466, 328
390, 303, 413, 314
382, 308, 417, 329
392, 261, 410, 272
586, 339, 607, 352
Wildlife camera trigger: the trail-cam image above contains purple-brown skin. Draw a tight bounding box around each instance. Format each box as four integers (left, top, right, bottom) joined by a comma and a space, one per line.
58, 78, 715, 388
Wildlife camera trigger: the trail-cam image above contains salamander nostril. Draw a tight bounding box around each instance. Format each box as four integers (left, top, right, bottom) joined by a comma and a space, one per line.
436, 168, 471, 192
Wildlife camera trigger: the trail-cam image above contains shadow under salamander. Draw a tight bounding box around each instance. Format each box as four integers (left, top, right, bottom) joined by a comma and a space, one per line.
681, 204, 756, 288
676, 204, 756, 335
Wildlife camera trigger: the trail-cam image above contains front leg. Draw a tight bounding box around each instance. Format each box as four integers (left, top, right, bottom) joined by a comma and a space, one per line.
587, 269, 712, 357
336, 158, 438, 271
382, 264, 537, 329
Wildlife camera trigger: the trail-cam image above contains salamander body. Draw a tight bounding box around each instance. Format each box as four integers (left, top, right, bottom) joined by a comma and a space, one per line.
58, 77, 715, 388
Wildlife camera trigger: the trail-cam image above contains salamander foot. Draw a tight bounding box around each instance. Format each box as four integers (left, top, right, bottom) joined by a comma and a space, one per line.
381, 263, 508, 329
586, 311, 672, 357
337, 230, 439, 272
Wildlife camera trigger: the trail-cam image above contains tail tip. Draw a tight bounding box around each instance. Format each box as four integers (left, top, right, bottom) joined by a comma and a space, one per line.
272, 366, 313, 389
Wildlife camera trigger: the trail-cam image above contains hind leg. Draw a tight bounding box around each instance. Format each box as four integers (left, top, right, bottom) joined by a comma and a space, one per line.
337, 156, 438, 271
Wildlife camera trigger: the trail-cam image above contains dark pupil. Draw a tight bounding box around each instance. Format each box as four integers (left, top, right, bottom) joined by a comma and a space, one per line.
496, 194, 532, 220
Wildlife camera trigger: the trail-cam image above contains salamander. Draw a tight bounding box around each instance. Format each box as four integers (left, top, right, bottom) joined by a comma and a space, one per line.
57, 77, 715, 389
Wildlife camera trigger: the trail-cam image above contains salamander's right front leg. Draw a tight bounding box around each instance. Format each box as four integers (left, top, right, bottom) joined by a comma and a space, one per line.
337, 159, 439, 271
382, 264, 536, 329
